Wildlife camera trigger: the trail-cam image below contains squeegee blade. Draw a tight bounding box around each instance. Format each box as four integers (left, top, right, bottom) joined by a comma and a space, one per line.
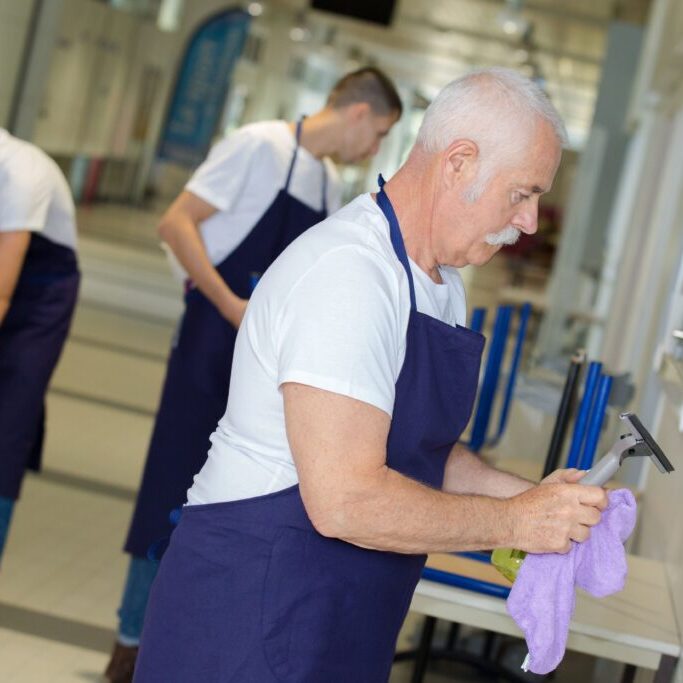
621, 412, 674, 473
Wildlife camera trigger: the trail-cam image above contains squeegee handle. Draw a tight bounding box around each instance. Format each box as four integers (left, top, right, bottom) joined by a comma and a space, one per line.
579, 453, 621, 486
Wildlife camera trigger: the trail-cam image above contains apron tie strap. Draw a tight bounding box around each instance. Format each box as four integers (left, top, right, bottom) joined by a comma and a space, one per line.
376, 175, 417, 311
285, 116, 327, 213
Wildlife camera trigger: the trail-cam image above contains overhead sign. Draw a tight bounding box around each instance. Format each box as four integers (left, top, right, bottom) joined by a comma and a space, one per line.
158, 9, 250, 166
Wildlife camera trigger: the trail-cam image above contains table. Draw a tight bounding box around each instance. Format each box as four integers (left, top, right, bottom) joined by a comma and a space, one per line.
408, 552, 680, 682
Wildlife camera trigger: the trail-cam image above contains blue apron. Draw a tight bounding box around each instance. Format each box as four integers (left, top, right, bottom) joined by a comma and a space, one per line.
124, 120, 328, 557
133, 178, 485, 682
0, 234, 79, 500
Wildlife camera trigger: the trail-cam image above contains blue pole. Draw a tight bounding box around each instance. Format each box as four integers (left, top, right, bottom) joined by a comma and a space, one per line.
488, 302, 532, 446
566, 361, 602, 468
578, 374, 613, 470
468, 305, 512, 452
470, 307, 486, 334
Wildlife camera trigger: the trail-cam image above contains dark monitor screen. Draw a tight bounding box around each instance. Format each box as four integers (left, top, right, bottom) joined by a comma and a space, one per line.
310, 0, 396, 27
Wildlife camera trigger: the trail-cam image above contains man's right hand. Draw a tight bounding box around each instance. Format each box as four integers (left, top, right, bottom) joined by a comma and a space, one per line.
507, 482, 608, 554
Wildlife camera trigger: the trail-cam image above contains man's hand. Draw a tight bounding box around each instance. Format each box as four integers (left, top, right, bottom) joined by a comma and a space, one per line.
506, 481, 608, 554
540, 467, 587, 485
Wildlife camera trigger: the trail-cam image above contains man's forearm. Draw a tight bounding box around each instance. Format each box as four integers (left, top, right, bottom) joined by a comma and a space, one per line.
306, 466, 516, 555
442, 444, 534, 498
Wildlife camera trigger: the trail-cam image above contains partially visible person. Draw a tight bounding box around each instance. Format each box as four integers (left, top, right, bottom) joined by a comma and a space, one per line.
0, 128, 79, 561
104, 67, 403, 682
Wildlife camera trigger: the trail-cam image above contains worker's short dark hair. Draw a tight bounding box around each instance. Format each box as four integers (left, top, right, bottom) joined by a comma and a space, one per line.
327, 67, 402, 117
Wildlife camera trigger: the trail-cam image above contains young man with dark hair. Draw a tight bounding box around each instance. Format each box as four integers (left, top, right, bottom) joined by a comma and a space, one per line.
104, 67, 401, 683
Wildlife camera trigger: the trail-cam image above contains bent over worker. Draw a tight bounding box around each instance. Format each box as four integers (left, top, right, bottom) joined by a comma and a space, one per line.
0, 129, 79, 562
105, 67, 402, 681
133, 67, 608, 683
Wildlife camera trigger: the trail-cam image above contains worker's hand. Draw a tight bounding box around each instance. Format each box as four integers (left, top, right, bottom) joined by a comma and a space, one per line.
540, 468, 587, 485
507, 482, 608, 554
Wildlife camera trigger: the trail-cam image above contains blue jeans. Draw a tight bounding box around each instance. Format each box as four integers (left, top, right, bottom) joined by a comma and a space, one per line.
0, 496, 14, 562
118, 556, 159, 644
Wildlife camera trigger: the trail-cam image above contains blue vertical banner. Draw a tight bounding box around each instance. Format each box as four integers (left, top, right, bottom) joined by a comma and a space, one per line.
158, 9, 251, 166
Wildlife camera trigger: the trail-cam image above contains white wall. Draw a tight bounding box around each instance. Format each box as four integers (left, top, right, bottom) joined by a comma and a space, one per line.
0, 0, 36, 128
598, 2, 683, 681
31, 0, 173, 160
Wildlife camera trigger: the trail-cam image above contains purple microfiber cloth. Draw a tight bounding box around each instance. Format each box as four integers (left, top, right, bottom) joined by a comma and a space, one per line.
506, 488, 637, 675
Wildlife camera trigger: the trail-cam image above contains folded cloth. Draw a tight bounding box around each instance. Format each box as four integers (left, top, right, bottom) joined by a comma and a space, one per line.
506, 488, 637, 675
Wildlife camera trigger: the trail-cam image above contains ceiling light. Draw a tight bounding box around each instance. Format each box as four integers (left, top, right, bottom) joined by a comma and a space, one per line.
290, 26, 310, 42
157, 0, 183, 32
496, 0, 530, 39
247, 2, 263, 17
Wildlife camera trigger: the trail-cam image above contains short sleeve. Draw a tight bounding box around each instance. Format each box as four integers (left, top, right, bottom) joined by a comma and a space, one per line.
275, 246, 405, 416
185, 129, 264, 212
0, 162, 50, 232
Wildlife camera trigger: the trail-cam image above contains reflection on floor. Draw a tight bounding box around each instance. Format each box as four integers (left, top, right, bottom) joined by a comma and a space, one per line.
0, 204, 613, 682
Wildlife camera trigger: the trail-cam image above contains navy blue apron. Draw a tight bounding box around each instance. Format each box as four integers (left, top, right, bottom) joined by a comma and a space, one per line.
0, 234, 79, 500
133, 178, 485, 682
124, 120, 328, 557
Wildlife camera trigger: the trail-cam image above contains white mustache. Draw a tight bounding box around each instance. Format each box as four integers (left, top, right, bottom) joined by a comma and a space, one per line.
485, 225, 521, 246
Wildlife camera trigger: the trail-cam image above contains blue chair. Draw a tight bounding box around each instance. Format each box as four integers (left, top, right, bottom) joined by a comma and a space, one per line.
578, 373, 613, 470
469, 307, 487, 334
487, 302, 532, 449
468, 303, 532, 452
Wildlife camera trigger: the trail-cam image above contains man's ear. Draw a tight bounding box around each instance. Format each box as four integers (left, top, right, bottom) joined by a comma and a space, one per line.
343, 101, 372, 123
443, 139, 479, 189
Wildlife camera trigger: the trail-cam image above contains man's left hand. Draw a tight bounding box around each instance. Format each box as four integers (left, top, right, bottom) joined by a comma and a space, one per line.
540, 468, 588, 486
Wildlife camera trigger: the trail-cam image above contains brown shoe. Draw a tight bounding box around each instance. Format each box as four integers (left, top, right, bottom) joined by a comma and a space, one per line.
104, 642, 138, 683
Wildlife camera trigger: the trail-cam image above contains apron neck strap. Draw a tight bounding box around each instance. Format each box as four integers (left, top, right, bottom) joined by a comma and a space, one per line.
285, 116, 327, 213
376, 174, 416, 311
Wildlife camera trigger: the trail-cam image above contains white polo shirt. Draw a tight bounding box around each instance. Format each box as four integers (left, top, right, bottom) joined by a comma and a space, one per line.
185, 120, 343, 267
0, 129, 77, 249
187, 193, 467, 505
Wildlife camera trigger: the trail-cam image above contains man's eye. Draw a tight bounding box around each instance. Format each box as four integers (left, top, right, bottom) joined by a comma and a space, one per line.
513, 191, 530, 203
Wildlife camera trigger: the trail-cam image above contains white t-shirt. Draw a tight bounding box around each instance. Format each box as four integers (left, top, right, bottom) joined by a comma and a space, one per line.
185, 120, 343, 266
0, 129, 77, 249
187, 194, 467, 505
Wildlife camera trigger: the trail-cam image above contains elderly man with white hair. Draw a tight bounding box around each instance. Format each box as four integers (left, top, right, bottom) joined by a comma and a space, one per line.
132, 67, 608, 683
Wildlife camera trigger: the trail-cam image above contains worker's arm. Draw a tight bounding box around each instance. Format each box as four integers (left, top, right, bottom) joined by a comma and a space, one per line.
158, 190, 247, 328
0, 230, 31, 327
284, 383, 608, 555
442, 444, 534, 497
443, 444, 588, 496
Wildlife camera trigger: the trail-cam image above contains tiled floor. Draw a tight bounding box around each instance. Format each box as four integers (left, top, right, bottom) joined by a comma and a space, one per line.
0, 204, 629, 682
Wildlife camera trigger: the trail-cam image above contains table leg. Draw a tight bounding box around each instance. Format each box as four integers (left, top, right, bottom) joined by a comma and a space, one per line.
445, 622, 460, 651
411, 616, 437, 683
653, 655, 678, 683
620, 664, 636, 683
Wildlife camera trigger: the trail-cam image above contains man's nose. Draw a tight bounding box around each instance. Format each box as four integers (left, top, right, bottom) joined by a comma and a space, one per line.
517, 202, 539, 235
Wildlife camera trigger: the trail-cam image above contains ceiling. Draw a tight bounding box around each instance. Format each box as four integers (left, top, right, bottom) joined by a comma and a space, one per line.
103, 0, 656, 146
280, 0, 654, 146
